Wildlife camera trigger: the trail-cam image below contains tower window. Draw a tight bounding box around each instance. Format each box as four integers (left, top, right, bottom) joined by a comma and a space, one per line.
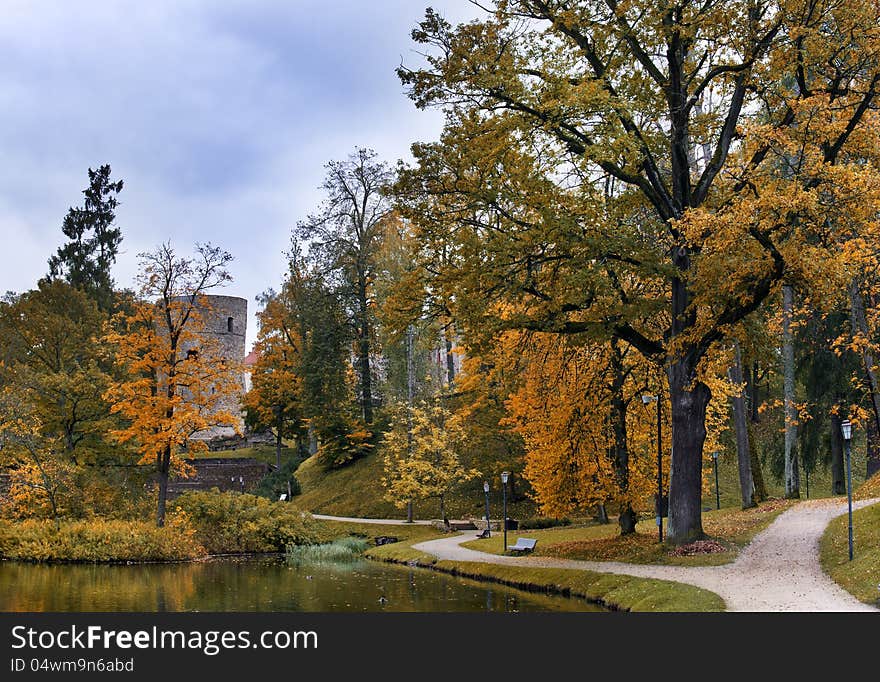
227, 317, 234, 333
187, 349, 199, 360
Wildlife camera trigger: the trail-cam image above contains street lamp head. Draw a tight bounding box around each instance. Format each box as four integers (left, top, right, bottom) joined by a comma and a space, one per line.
483, 481, 490, 493
841, 419, 852, 442
712, 451, 719, 459
641, 394, 657, 405
501, 471, 509, 484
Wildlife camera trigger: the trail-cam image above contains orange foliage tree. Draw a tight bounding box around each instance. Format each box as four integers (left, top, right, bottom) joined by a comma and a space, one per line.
103, 243, 242, 527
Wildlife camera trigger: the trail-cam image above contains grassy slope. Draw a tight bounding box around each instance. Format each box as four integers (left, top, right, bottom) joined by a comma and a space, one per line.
295, 450, 540, 520
819, 497, 880, 605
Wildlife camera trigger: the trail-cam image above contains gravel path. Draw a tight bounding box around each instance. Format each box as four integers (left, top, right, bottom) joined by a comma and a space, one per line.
312, 513, 432, 526
411, 498, 880, 612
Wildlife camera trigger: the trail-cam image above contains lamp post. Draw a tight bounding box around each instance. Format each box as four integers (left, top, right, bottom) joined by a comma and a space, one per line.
641, 394, 663, 542
501, 471, 510, 552
841, 419, 854, 561
712, 451, 720, 510
482, 481, 491, 538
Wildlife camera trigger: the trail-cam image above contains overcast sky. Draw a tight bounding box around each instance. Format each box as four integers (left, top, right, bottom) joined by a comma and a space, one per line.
0, 0, 484, 348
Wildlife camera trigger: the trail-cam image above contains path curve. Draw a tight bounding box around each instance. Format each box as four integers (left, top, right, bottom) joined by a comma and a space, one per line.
411, 498, 880, 612
312, 513, 432, 526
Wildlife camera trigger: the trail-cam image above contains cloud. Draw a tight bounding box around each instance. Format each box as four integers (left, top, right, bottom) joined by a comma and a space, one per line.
0, 0, 483, 347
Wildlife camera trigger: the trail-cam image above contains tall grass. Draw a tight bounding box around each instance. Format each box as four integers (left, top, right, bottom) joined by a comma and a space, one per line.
285, 536, 369, 565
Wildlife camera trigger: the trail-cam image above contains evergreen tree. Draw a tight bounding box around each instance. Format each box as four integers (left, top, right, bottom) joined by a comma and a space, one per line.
47, 164, 124, 311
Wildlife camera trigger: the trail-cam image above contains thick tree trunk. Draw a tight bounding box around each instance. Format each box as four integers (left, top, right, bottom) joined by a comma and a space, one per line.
850, 281, 880, 463
308, 423, 318, 455
782, 284, 800, 499
666, 360, 711, 545
830, 412, 846, 495
728, 341, 756, 509
595, 504, 609, 524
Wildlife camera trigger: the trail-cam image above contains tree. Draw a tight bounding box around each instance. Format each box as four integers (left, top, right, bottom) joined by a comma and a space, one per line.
0, 281, 114, 462
295, 148, 393, 425
47, 164, 124, 311
103, 242, 241, 527
244, 292, 305, 468
396, 1, 880, 543
381, 399, 479, 519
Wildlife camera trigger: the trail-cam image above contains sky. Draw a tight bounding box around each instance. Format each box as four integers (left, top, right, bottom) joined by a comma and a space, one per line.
0, 0, 484, 349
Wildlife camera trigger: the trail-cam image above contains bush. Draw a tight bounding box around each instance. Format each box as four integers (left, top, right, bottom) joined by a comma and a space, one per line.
518, 517, 572, 530
171, 489, 328, 554
253, 458, 302, 501
0, 517, 204, 562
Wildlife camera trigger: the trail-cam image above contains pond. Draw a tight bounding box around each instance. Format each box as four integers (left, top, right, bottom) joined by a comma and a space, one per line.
0, 556, 605, 612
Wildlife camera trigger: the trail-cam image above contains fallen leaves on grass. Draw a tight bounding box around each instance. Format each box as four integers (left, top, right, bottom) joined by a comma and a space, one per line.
667, 540, 727, 557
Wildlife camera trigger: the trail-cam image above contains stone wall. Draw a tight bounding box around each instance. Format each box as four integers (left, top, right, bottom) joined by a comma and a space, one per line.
165, 458, 270, 499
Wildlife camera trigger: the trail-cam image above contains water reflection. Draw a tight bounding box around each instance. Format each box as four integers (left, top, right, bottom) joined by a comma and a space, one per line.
0, 557, 604, 613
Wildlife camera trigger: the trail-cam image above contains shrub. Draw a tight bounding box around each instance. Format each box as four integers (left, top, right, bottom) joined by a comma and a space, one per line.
171, 489, 328, 554
253, 458, 302, 501
0, 517, 204, 562
518, 517, 572, 530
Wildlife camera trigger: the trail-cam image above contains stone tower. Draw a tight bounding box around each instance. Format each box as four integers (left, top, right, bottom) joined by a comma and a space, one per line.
175, 294, 248, 442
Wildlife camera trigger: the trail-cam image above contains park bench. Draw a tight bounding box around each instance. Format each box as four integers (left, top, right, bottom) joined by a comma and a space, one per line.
507, 538, 537, 554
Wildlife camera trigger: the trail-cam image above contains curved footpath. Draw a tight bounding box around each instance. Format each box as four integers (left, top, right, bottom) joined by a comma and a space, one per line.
312, 513, 432, 525
406, 498, 879, 612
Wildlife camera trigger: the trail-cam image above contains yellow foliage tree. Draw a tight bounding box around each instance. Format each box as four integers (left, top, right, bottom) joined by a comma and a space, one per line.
381, 399, 480, 519
103, 243, 241, 527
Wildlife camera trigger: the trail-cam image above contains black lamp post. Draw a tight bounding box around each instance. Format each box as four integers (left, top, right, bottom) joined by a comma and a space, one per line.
641, 394, 663, 542
501, 471, 510, 552
841, 419, 854, 561
482, 481, 491, 538
712, 451, 720, 510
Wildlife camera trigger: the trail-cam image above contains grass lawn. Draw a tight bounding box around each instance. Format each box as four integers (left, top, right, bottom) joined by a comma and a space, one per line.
460, 499, 794, 566
819, 500, 880, 605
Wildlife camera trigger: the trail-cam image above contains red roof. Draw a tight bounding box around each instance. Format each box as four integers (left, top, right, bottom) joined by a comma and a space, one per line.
244, 349, 259, 367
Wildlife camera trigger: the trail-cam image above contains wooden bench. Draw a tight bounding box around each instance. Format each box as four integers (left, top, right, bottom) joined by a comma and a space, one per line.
507, 538, 537, 554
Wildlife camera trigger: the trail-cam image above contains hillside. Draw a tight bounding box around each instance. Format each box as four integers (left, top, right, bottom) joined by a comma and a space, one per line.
294, 450, 540, 521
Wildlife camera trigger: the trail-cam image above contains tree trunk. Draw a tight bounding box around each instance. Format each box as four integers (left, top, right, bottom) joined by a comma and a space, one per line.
850, 281, 880, 448
308, 423, 318, 455
782, 284, 800, 499
867, 418, 880, 479
666, 359, 711, 545
157, 447, 171, 528
747, 422, 767, 502
275, 409, 283, 470
830, 412, 846, 495
406, 500, 413, 523
728, 341, 756, 508
610, 342, 636, 535
444, 327, 456, 389
357, 280, 373, 424
439, 493, 445, 521
595, 504, 609, 524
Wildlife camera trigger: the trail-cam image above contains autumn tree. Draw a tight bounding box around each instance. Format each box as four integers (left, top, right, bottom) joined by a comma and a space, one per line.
103, 242, 241, 527
381, 399, 479, 519
395, 1, 880, 543
244, 291, 305, 468
295, 148, 393, 425
47, 164, 124, 311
